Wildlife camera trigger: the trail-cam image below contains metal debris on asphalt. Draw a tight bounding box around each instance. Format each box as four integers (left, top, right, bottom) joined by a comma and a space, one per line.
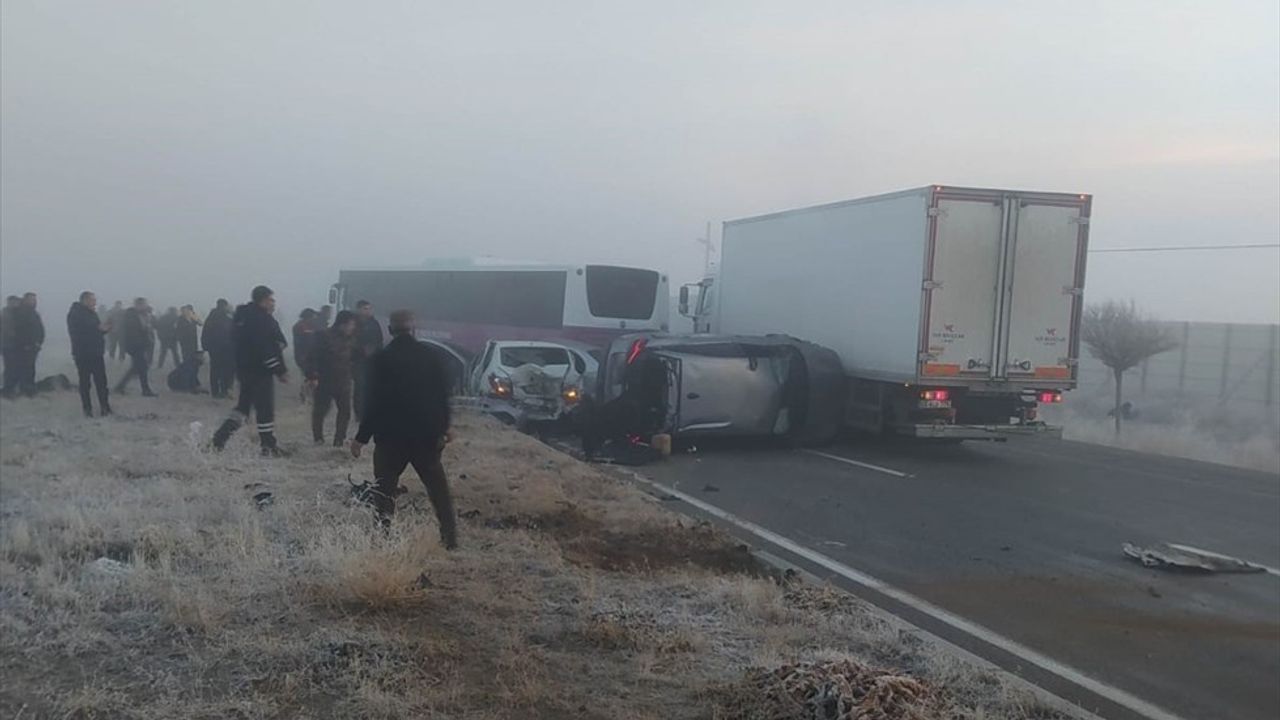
1122, 542, 1265, 573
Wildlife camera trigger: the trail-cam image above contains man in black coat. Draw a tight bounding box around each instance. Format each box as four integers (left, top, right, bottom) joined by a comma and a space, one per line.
66, 291, 113, 416
176, 305, 201, 362
211, 286, 289, 455
105, 300, 125, 361
154, 307, 181, 369
1, 295, 20, 395
202, 299, 235, 398
4, 293, 45, 398
114, 298, 158, 397
351, 310, 456, 547
352, 299, 384, 421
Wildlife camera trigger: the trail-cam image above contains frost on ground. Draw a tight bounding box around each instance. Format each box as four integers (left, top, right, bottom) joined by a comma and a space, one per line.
1046, 399, 1280, 473
1, 390, 1073, 719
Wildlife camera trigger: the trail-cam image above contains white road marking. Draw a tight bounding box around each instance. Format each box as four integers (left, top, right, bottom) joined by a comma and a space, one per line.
629, 473, 1189, 720
802, 449, 911, 478
1166, 543, 1280, 577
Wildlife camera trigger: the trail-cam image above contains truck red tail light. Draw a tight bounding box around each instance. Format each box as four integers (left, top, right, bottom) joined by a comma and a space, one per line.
1038, 391, 1063, 404
920, 389, 950, 402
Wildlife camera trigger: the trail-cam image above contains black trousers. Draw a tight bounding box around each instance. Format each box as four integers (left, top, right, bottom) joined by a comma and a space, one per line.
115, 349, 152, 393
12, 348, 38, 396
74, 355, 110, 413
156, 340, 180, 369
1, 350, 15, 396
234, 373, 277, 442
312, 381, 352, 444
372, 439, 457, 547
352, 361, 369, 421
207, 348, 234, 397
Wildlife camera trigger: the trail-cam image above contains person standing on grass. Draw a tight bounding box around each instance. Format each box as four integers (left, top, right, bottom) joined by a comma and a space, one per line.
5, 293, 45, 398
0, 295, 20, 395
105, 300, 125, 361
176, 305, 202, 362
211, 285, 289, 455
352, 299, 383, 421
115, 297, 158, 397
292, 308, 318, 404
351, 310, 456, 547
202, 298, 235, 398
306, 310, 358, 446
67, 291, 113, 417
154, 306, 181, 369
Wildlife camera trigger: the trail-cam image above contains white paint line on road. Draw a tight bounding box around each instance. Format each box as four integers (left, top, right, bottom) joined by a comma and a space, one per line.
628, 472, 1189, 720
802, 449, 911, 478
1167, 543, 1280, 577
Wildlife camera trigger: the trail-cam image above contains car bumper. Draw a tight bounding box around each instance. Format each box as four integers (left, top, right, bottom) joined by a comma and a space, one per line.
895, 422, 1063, 441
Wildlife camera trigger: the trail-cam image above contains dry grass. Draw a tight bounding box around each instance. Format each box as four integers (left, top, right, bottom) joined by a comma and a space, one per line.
1, 385, 1079, 719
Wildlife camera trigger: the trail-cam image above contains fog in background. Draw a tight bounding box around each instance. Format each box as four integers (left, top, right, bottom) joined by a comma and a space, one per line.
3, 0, 1278, 322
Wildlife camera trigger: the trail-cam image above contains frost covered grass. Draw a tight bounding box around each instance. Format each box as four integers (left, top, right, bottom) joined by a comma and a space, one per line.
1, 387, 1075, 719
1047, 399, 1280, 473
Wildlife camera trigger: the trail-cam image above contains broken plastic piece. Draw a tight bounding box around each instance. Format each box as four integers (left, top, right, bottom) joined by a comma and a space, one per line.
1122, 542, 1265, 573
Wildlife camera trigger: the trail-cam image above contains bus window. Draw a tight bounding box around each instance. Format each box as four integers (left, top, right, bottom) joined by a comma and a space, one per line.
585, 266, 659, 320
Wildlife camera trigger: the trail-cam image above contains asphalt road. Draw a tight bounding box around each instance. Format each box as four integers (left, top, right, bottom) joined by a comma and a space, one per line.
634, 437, 1280, 720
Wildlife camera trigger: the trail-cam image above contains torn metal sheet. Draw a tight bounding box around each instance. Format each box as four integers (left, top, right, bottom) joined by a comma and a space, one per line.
1122, 542, 1266, 573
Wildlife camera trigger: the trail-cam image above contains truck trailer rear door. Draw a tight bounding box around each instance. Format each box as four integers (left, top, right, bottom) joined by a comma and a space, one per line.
1001, 199, 1089, 385
922, 196, 1004, 380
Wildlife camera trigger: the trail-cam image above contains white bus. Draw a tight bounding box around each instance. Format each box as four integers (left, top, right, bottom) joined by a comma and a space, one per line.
329, 261, 669, 354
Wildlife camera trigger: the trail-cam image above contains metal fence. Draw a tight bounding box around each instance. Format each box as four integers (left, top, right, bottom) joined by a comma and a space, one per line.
1075, 322, 1280, 410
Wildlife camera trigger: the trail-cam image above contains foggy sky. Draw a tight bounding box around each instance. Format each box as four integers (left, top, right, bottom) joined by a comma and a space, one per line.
3, 0, 1278, 323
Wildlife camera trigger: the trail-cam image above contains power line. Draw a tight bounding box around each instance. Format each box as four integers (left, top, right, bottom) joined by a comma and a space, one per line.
1089, 243, 1280, 254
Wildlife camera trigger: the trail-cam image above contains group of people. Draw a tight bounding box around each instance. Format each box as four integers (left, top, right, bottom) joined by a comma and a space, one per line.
97, 298, 238, 399
3, 286, 457, 547
0, 293, 44, 399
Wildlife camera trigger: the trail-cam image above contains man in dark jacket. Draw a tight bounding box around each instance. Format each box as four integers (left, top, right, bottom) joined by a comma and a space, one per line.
176, 305, 201, 362
314, 305, 333, 333
154, 307, 180, 368
292, 308, 318, 404
352, 300, 384, 421
306, 310, 358, 446
105, 300, 125, 361
67, 291, 113, 416
4, 293, 45, 398
211, 286, 289, 455
202, 299, 234, 398
351, 310, 456, 547
0, 295, 20, 395
115, 298, 158, 396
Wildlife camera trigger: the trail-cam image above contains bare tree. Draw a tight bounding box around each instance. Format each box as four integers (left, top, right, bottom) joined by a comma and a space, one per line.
1081, 300, 1178, 436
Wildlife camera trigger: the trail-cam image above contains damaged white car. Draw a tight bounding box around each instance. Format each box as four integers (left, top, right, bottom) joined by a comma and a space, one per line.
467, 340, 600, 424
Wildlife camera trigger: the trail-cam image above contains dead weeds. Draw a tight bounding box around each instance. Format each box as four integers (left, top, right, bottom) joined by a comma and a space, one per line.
0, 389, 1073, 720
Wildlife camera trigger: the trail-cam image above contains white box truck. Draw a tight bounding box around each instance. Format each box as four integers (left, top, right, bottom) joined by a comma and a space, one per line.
680, 185, 1092, 440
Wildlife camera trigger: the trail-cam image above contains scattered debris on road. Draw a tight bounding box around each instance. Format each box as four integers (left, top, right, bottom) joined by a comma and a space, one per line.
1122, 542, 1266, 573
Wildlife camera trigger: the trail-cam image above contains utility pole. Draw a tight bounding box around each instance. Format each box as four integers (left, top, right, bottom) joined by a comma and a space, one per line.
695, 221, 714, 276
